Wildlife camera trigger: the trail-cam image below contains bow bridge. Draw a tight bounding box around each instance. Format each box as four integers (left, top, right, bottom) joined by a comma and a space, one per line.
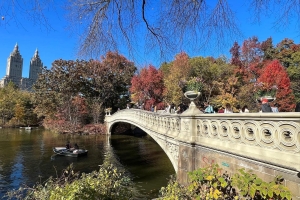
105, 109, 300, 198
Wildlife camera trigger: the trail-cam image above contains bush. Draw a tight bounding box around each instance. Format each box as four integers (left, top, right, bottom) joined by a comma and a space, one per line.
159, 164, 292, 200
5, 161, 136, 200
159, 175, 190, 200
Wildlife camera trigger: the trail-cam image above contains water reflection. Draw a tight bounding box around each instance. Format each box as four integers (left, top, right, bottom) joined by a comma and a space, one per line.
110, 134, 175, 198
0, 128, 175, 199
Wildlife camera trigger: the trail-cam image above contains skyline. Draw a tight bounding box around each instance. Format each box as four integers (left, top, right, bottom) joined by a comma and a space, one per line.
1, 1, 300, 79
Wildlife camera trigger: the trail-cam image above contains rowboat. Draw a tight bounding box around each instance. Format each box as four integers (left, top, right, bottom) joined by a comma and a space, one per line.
53, 147, 88, 157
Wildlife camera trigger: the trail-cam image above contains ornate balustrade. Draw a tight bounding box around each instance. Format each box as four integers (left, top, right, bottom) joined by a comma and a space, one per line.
191, 113, 300, 172
105, 109, 300, 172
106, 109, 181, 137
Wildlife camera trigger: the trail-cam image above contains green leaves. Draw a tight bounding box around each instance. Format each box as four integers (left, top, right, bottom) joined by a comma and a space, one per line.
6, 159, 136, 200
231, 169, 292, 200
161, 165, 293, 200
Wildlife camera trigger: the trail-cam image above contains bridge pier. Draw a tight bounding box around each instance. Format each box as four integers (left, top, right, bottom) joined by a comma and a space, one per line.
177, 142, 195, 184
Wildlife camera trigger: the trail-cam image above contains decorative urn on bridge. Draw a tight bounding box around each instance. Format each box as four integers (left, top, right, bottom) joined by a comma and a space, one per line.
181, 77, 203, 115
184, 91, 201, 106
254, 82, 277, 103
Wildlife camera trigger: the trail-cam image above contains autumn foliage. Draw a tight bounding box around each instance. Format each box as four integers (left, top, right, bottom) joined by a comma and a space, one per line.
258, 60, 295, 111
130, 65, 165, 110
33, 51, 136, 133
163, 52, 192, 105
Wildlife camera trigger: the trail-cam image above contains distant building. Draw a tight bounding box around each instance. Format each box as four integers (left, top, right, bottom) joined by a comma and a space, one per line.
0, 43, 43, 90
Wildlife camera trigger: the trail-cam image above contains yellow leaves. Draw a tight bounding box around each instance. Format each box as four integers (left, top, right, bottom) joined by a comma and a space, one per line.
205, 175, 214, 181
207, 188, 222, 199
211, 93, 238, 108
130, 93, 138, 102
213, 189, 222, 199
164, 53, 192, 105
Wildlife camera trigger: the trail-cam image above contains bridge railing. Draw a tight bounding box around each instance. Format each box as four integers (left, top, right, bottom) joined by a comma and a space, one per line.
106, 109, 182, 138
105, 109, 300, 172
191, 113, 300, 172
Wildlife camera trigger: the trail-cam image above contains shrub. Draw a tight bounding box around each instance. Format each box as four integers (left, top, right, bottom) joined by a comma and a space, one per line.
5, 161, 136, 200
159, 164, 292, 200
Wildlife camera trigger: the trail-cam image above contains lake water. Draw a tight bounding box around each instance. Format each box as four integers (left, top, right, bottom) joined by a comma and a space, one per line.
0, 128, 175, 199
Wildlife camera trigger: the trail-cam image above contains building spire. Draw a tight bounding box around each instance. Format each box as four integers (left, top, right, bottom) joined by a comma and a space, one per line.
34, 48, 39, 57
11, 43, 20, 57
13, 43, 19, 52
33, 48, 40, 59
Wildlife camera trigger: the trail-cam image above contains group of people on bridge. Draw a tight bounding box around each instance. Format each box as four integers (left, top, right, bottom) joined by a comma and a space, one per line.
125, 100, 300, 114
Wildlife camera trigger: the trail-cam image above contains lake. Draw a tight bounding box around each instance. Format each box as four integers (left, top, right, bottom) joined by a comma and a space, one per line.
0, 128, 175, 199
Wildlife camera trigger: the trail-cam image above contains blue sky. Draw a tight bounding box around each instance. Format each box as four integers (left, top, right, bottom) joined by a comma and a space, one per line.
0, 1, 299, 79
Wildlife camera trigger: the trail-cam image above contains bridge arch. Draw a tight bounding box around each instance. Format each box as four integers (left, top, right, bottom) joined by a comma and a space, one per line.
108, 119, 179, 172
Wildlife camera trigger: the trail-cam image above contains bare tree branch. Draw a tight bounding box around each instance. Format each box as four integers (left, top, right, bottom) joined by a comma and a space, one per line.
0, 0, 56, 31
2, 0, 300, 63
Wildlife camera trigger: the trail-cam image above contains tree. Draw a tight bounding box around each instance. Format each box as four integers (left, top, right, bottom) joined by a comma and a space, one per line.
163, 52, 191, 105
287, 51, 300, 102
0, 82, 19, 125
33, 60, 89, 122
258, 60, 295, 111
229, 38, 266, 110
275, 38, 300, 68
0, 0, 56, 30
209, 71, 239, 110
190, 56, 237, 104
236, 83, 258, 112
240, 36, 264, 79
33, 51, 136, 128
159, 62, 173, 77
130, 65, 165, 110
86, 51, 136, 110
14, 103, 25, 125
0, 82, 37, 126
230, 41, 243, 67
16, 91, 38, 126
261, 37, 276, 60
65, 0, 300, 59
4, 1, 300, 61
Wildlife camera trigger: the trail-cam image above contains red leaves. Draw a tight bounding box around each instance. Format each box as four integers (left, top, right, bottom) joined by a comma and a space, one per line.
258, 60, 295, 111
130, 65, 165, 110
258, 60, 290, 90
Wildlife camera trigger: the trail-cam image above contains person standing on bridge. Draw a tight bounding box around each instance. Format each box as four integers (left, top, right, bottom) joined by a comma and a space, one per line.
164, 103, 171, 113
241, 105, 249, 113
204, 102, 214, 113
295, 102, 300, 112
151, 105, 155, 112
224, 103, 233, 113
261, 98, 272, 112
271, 103, 279, 112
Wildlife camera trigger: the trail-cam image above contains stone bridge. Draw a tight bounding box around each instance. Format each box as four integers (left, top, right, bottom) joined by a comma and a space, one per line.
105, 109, 300, 197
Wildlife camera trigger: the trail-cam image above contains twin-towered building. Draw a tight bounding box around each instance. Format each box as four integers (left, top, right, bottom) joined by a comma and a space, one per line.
0, 43, 43, 90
